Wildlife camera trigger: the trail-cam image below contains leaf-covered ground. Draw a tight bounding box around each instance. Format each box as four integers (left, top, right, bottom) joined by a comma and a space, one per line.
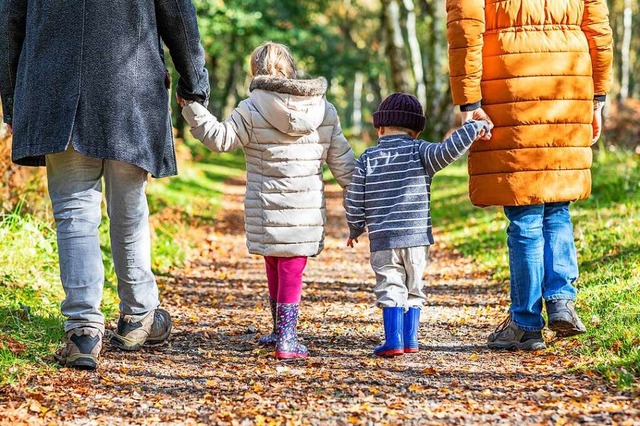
1, 179, 638, 425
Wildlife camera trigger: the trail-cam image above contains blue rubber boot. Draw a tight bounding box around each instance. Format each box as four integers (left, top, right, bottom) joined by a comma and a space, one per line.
403, 307, 420, 353
275, 303, 308, 359
374, 307, 404, 357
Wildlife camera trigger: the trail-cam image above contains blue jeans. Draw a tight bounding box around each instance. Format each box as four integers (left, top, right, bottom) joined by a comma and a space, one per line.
46, 146, 159, 333
504, 202, 578, 331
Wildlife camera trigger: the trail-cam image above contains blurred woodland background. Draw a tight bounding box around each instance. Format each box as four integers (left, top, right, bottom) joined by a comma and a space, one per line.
1, 0, 639, 211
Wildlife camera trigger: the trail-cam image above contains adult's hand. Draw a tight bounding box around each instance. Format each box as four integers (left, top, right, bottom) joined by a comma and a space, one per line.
592, 101, 605, 145
176, 93, 185, 107
6, 123, 12, 135
462, 107, 493, 127
462, 107, 493, 140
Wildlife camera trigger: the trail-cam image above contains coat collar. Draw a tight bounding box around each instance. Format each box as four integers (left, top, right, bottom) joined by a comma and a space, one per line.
249, 76, 328, 97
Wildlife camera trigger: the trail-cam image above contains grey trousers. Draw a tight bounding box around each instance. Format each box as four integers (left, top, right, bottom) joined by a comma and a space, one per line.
370, 246, 429, 309
46, 146, 159, 333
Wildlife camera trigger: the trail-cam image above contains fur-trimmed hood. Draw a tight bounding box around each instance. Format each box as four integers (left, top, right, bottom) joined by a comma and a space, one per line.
249, 76, 328, 96
249, 76, 328, 136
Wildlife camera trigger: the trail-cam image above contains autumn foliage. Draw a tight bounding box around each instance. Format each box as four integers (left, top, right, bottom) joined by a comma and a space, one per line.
0, 105, 47, 214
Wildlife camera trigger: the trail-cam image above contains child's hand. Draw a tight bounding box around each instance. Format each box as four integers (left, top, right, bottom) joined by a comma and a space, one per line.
347, 238, 358, 248
476, 120, 492, 141
463, 108, 493, 141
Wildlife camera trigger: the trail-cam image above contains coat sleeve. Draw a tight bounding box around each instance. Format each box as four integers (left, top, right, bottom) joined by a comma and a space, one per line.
182, 101, 248, 152
0, 0, 28, 124
345, 157, 366, 240
581, 0, 613, 99
155, 0, 210, 104
325, 103, 356, 189
446, 0, 485, 109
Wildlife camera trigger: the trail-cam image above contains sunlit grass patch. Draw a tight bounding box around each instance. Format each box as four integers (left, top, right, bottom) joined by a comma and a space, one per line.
0, 206, 66, 384
430, 150, 640, 389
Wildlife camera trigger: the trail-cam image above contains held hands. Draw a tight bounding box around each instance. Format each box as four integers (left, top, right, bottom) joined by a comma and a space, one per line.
346, 238, 358, 248
477, 126, 489, 140
462, 107, 493, 141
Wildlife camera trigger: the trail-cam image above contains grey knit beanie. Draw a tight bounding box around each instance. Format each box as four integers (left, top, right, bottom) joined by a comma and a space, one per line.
373, 92, 425, 132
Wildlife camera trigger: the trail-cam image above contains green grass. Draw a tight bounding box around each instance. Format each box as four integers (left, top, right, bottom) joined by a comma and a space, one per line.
431, 149, 640, 390
572, 151, 640, 389
0, 204, 66, 381
0, 147, 245, 385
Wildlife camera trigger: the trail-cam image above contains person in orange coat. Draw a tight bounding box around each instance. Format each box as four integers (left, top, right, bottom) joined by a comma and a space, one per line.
446, 0, 613, 350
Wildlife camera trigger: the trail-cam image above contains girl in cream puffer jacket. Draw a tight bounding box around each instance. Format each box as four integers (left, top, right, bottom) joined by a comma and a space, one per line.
181, 42, 355, 360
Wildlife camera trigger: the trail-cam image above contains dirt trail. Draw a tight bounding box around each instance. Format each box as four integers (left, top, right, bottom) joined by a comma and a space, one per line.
1, 179, 638, 425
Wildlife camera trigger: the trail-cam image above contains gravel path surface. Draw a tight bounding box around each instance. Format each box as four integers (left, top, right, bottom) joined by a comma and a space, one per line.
2, 179, 638, 425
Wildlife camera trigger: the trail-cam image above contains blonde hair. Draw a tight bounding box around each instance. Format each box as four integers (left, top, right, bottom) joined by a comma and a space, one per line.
250, 42, 297, 79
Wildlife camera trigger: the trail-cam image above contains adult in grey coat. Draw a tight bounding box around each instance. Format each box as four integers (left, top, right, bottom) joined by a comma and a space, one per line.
0, 0, 209, 370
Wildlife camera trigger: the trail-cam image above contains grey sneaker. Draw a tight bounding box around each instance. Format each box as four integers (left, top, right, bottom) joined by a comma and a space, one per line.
111, 308, 172, 351
487, 316, 546, 351
54, 327, 102, 370
546, 300, 587, 337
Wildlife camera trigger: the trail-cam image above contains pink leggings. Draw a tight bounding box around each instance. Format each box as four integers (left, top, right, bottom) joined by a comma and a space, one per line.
264, 256, 308, 304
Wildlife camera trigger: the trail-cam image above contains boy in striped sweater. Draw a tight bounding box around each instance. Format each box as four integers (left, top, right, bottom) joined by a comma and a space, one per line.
346, 92, 491, 357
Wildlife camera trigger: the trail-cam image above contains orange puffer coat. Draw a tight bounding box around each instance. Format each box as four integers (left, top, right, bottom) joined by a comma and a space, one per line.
446, 0, 613, 207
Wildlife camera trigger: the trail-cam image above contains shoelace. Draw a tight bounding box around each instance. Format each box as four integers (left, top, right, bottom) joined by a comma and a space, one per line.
493, 315, 512, 333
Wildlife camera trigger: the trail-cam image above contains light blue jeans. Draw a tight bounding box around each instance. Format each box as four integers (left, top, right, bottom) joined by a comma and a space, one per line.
46, 146, 159, 333
504, 202, 579, 331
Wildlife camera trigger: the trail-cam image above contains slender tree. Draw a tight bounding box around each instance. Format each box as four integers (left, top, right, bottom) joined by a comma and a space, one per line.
619, 0, 632, 101
402, 0, 427, 107
353, 71, 364, 134
381, 0, 412, 92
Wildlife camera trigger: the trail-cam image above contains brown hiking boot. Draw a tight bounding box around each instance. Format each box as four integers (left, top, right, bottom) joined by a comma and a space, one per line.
546, 299, 587, 337
487, 315, 546, 351
54, 327, 103, 370
110, 308, 172, 351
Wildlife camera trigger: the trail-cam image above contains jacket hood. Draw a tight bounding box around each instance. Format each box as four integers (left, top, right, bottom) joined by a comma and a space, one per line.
249, 76, 328, 136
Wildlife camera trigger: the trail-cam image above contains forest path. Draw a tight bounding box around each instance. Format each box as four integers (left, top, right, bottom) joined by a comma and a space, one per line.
1, 179, 638, 425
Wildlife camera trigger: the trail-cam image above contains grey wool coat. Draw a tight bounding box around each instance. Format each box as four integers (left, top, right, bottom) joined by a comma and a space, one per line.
0, 0, 209, 178
182, 76, 356, 257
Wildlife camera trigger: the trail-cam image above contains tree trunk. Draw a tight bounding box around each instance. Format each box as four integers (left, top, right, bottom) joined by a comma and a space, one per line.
352, 71, 364, 134
170, 66, 185, 140
431, 0, 446, 103
402, 0, 427, 107
421, 0, 452, 139
619, 0, 632, 102
369, 75, 383, 107
222, 61, 242, 118
208, 55, 223, 118
381, 0, 411, 93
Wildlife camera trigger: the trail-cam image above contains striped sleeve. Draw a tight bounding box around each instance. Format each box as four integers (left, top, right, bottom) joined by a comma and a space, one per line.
419, 120, 488, 176
345, 157, 367, 239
